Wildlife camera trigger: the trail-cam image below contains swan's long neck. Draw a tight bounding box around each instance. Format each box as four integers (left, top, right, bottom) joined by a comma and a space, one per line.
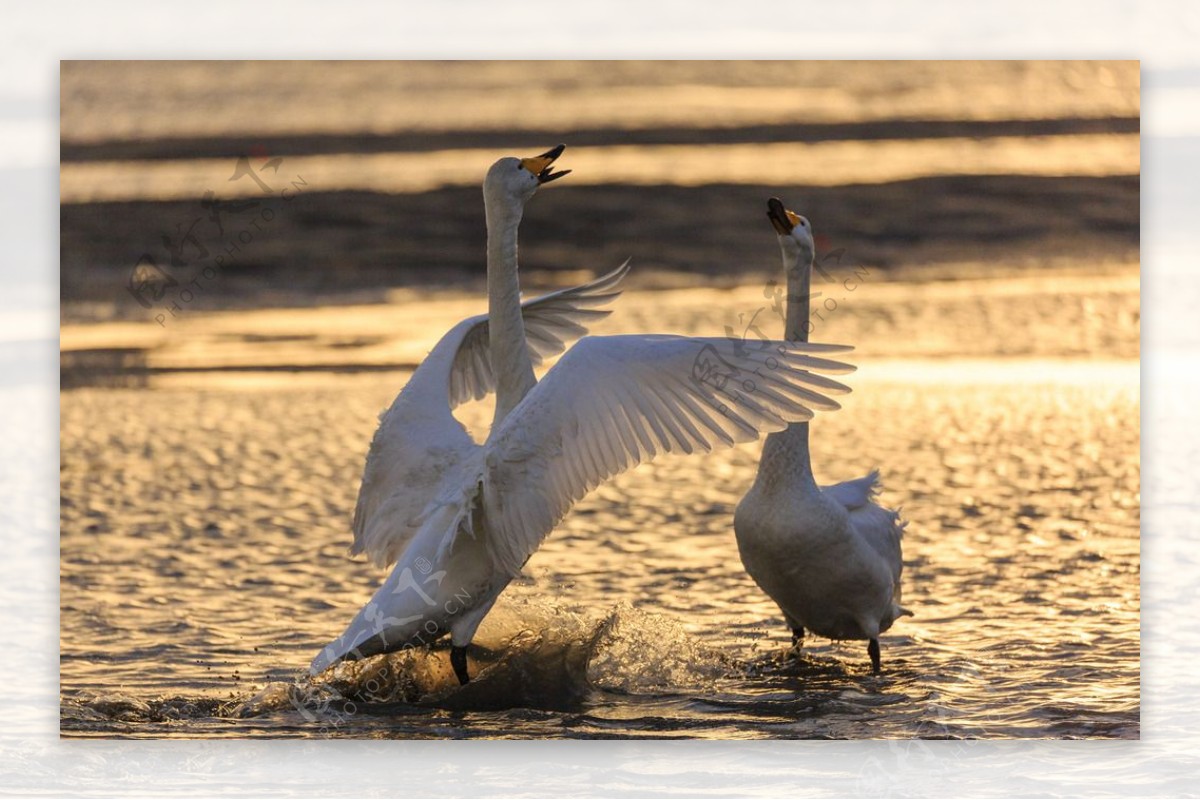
755, 242, 819, 497
485, 195, 537, 429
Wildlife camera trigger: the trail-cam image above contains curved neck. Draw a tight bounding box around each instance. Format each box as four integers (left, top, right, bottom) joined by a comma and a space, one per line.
755, 242, 818, 496
485, 195, 537, 430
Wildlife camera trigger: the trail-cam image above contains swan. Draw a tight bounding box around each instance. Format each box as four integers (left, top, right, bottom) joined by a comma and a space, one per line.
315, 144, 617, 668
309, 156, 859, 685
733, 198, 909, 674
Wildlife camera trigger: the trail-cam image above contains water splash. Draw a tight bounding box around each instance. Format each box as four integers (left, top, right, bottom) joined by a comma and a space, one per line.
65, 598, 738, 731
586, 602, 731, 693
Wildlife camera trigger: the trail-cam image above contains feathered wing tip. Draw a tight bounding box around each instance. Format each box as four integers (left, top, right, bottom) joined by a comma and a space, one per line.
547, 259, 632, 308
474, 333, 858, 577
592, 258, 632, 291
447, 259, 635, 409
792, 342, 856, 355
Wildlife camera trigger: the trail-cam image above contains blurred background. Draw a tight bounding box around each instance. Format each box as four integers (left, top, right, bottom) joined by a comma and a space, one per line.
59, 61, 1141, 741
59, 60, 1138, 385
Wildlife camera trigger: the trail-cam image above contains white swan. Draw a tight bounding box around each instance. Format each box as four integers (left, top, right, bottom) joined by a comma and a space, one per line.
348, 145, 619, 569
309, 158, 858, 685
734, 198, 909, 674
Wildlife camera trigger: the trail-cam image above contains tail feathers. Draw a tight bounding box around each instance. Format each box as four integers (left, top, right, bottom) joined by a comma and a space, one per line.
309, 614, 386, 675
309, 551, 455, 676
313, 495, 476, 677
824, 469, 882, 511
309, 611, 412, 676
432, 477, 483, 564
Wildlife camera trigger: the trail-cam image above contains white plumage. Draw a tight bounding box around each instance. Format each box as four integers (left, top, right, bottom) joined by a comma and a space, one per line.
310, 155, 857, 683
349, 263, 629, 569
734, 198, 909, 674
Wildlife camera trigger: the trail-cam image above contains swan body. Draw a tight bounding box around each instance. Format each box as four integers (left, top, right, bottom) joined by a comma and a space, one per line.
310, 156, 859, 683
734, 198, 908, 673
348, 264, 630, 569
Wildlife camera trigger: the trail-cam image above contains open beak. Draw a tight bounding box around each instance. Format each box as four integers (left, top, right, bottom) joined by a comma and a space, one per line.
766, 197, 799, 235
520, 143, 571, 184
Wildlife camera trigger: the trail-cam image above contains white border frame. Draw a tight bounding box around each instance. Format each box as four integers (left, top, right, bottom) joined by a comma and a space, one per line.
8, 1, 1197, 795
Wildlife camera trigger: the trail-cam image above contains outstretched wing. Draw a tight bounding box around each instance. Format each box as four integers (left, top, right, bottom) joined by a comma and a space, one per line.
471, 334, 856, 575
447, 261, 630, 408
350, 262, 629, 568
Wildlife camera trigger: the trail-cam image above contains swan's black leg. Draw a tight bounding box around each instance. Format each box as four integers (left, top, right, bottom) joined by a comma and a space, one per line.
867, 638, 881, 674
450, 645, 470, 685
790, 627, 805, 649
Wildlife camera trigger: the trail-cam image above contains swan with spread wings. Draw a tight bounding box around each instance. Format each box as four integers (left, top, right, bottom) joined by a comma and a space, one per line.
309, 149, 857, 684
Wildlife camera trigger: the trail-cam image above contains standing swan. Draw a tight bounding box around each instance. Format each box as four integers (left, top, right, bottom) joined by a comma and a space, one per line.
310, 157, 859, 685
320, 144, 618, 673
734, 198, 909, 674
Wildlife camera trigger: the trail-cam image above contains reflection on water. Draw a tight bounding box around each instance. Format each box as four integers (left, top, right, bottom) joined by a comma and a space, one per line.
59, 355, 1139, 739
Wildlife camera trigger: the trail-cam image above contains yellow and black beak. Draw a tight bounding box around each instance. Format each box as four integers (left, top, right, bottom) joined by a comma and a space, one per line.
767, 197, 801, 235
520, 143, 571, 184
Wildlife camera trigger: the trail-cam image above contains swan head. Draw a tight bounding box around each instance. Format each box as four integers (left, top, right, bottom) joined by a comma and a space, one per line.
484, 144, 571, 208
767, 197, 814, 263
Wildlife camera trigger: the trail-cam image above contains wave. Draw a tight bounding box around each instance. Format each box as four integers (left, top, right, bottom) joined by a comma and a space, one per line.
63, 600, 734, 728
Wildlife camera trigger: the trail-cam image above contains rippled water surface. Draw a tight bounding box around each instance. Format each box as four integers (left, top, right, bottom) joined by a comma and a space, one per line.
60, 312, 1140, 738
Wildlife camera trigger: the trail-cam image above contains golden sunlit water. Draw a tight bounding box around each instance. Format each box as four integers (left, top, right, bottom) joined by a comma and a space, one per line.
59, 279, 1140, 739
58, 59, 1140, 740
